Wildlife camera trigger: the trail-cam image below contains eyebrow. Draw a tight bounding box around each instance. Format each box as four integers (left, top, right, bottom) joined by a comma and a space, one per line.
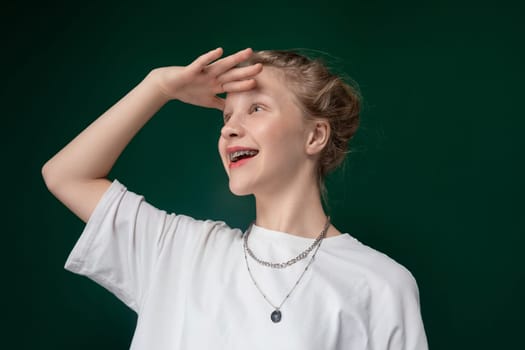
223, 90, 274, 115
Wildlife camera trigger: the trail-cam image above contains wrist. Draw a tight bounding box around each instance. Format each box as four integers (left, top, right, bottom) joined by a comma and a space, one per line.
144, 69, 174, 104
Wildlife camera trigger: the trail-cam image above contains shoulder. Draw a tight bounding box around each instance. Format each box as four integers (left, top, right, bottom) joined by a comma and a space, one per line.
170, 214, 240, 235
100, 179, 244, 250
339, 236, 420, 297
162, 213, 243, 248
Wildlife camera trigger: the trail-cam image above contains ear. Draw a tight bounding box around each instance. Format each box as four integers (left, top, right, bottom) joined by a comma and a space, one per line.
305, 119, 330, 156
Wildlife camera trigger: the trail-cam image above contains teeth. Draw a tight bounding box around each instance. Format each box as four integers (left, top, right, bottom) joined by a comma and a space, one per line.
229, 150, 258, 162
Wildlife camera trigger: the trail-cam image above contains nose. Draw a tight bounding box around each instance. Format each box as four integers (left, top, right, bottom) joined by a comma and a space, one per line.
220, 114, 244, 139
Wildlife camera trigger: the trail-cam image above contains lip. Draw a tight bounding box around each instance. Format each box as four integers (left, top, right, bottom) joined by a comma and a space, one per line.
225, 146, 259, 169
226, 146, 258, 153
229, 157, 254, 169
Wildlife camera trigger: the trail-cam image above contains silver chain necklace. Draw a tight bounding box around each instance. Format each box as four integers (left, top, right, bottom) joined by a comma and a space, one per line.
242, 217, 329, 323
244, 217, 331, 269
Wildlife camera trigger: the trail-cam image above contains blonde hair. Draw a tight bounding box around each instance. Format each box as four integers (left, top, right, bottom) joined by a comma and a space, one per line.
239, 50, 361, 199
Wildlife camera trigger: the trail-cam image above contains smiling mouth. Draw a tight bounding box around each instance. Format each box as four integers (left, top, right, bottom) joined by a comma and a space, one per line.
229, 149, 259, 163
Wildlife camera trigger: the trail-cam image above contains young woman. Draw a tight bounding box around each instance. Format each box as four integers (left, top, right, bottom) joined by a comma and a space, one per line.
42, 47, 428, 349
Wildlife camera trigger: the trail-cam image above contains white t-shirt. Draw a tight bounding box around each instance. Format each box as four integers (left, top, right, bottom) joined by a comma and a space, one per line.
65, 179, 428, 350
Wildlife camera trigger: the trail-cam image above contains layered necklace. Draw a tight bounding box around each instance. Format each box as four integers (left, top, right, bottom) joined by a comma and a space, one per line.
242, 216, 331, 323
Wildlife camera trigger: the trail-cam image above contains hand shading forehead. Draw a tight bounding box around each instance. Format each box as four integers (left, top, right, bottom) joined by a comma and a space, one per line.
253, 66, 289, 95
224, 67, 291, 110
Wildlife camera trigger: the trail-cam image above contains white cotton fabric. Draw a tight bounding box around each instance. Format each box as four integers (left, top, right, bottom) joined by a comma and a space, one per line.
65, 179, 428, 350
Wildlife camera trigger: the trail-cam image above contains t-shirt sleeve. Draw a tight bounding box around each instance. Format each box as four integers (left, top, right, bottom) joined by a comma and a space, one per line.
370, 268, 429, 350
64, 178, 173, 313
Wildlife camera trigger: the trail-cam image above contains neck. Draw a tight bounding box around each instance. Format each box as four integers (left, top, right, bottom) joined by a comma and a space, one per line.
254, 178, 337, 238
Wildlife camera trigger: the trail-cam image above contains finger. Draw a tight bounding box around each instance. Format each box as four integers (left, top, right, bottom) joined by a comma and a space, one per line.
217, 63, 263, 84
207, 48, 253, 76
190, 47, 224, 70
221, 79, 257, 93
205, 96, 225, 111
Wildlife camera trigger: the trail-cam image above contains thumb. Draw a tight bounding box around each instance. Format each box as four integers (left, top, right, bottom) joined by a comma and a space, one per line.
206, 96, 225, 111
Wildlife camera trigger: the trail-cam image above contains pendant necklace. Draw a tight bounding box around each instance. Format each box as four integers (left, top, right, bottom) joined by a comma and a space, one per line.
242, 217, 329, 323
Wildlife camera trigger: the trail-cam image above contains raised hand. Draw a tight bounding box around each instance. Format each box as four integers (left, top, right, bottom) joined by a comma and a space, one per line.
151, 47, 262, 110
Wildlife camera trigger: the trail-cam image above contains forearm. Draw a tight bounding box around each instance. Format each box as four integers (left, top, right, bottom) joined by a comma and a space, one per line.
42, 70, 169, 188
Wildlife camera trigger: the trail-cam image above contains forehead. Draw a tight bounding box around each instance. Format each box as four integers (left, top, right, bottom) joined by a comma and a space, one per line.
224, 66, 293, 108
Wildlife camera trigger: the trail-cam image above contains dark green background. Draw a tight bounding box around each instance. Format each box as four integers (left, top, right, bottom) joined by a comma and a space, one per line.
4, 0, 523, 348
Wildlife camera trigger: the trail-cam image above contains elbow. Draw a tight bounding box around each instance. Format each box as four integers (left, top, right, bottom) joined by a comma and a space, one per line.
41, 161, 60, 192
41, 162, 54, 190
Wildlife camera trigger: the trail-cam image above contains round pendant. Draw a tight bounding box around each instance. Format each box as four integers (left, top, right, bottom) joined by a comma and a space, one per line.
271, 310, 282, 323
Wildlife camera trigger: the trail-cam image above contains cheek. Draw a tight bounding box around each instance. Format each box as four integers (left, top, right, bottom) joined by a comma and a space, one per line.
261, 121, 304, 151
257, 119, 290, 143
217, 136, 223, 153
217, 137, 227, 163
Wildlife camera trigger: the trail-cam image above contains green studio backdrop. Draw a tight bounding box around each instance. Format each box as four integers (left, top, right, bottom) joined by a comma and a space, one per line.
4, 0, 523, 349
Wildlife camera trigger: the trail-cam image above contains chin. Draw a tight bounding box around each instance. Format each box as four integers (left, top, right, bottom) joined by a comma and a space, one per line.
228, 182, 253, 197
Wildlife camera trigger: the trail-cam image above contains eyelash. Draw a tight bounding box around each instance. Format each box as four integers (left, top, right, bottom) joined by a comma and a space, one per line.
250, 103, 263, 113
223, 104, 263, 123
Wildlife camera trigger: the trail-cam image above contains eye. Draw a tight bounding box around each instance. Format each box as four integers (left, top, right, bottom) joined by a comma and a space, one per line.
223, 113, 231, 124
250, 104, 263, 113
